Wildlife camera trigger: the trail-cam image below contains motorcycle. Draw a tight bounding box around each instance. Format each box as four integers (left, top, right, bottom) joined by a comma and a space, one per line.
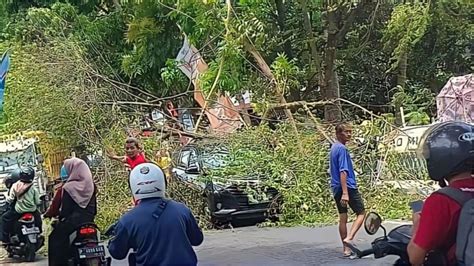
0, 192, 43, 262
3, 212, 44, 262
346, 211, 446, 265
52, 219, 109, 266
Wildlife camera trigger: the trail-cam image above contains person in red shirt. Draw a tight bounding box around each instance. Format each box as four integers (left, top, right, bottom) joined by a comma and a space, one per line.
107, 137, 148, 170
408, 121, 474, 266
107, 137, 148, 205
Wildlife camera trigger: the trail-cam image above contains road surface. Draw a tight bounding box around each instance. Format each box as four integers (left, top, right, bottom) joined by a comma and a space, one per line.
0, 222, 405, 265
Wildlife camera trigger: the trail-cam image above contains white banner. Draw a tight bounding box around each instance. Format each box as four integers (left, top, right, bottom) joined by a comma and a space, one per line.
175, 37, 207, 81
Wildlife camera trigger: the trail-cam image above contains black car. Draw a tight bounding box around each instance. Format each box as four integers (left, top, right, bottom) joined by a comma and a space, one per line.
171, 143, 280, 226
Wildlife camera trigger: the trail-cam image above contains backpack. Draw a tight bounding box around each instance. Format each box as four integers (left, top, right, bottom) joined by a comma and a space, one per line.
436, 187, 474, 266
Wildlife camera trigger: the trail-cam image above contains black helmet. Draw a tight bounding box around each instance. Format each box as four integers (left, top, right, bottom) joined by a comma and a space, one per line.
418, 121, 474, 182
19, 166, 35, 183
5, 169, 21, 189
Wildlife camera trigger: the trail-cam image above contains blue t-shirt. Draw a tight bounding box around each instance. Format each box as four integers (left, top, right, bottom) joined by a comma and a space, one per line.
108, 198, 204, 266
330, 141, 357, 192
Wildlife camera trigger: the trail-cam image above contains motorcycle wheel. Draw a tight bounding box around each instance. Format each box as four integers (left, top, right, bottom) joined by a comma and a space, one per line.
24, 242, 36, 262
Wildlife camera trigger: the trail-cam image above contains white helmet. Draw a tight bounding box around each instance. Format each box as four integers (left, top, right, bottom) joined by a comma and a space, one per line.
129, 163, 166, 200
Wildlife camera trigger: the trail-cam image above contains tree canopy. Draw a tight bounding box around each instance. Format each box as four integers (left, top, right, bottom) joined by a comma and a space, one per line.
0, 0, 472, 139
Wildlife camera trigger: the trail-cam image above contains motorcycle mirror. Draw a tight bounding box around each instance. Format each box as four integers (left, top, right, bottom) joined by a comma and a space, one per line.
364, 212, 382, 235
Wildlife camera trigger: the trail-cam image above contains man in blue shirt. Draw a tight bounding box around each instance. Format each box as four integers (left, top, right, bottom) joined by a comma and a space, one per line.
329, 123, 365, 257
108, 163, 204, 266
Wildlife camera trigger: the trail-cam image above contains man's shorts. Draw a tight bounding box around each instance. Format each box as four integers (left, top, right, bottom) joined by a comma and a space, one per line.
333, 188, 365, 215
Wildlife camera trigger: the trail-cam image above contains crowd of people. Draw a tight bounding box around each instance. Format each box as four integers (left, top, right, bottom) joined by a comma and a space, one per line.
0, 121, 471, 265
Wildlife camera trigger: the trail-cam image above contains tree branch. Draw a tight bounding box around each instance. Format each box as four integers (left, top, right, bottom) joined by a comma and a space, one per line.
267, 100, 334, 110
93, 101, 160, 107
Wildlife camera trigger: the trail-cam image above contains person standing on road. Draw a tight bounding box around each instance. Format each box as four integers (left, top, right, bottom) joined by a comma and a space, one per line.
329, 123, 366, 257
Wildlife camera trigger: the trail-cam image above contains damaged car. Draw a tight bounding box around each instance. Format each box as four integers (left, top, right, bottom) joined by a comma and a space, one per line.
172, 143, 280, 226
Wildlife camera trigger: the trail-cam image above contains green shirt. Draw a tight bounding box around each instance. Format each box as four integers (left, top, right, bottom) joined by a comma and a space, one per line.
7, 181, 40, 213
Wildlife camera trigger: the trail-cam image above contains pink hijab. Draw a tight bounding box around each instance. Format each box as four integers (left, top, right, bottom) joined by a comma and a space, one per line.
62, 158, 95, 208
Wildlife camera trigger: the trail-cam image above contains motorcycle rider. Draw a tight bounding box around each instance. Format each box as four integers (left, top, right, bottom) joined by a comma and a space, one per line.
47, 158, 97, 266
0, 166, 42, 243
108, 163, 204, 265
408, 121, 474, 265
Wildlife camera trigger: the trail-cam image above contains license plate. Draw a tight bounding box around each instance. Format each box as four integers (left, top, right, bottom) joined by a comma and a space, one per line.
21, 227, 40, 235
78, 245, 105, 259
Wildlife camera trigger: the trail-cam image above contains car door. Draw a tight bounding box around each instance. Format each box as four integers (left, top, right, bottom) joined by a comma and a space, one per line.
172, 147, 201, 184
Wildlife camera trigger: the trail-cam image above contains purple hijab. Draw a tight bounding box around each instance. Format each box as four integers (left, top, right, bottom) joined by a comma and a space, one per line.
62, 158, 94, 208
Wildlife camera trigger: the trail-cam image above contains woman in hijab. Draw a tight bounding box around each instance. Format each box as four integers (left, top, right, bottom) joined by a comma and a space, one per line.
47, 158, 97, 266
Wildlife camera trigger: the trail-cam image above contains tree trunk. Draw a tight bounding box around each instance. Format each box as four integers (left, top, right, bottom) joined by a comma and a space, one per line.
320, 1, 367, 122
395, 51, 408, 126
397, 51, 407, 87
322, 9, 342, 122
274, 0, 294, 59
298, 0, 321, 88
275, 0, 300, 101
243, 38, 296, 124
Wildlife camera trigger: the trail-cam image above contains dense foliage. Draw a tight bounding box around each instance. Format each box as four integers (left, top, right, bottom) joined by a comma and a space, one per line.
2, 1, 471, 121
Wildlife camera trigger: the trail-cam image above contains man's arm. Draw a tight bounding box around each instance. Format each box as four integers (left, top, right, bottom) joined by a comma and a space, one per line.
340, 171, 349, 204
6, 186, 16, 203
107, 221, 132, 260
337, 147, 350, 204
107, 154, 126, 163
185, 208, 204, 246
44, 188, 62, 218
407, 212, 427, 265
407, 194, 450, 265
408, 238, 427, 265
106, 147, 126, 162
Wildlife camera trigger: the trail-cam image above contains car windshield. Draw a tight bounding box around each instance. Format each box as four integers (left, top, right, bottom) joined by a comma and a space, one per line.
0, 145, 36, 173
200, 145, 229, 170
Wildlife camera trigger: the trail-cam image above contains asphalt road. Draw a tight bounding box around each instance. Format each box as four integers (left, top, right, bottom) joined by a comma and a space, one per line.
0, 222, 405, 265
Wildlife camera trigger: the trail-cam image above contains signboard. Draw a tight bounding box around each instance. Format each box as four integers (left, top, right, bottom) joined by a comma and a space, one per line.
392, 125, 431, 152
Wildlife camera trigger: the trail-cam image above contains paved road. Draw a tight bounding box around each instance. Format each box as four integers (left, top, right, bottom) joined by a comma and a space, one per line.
0, 222, 405, 265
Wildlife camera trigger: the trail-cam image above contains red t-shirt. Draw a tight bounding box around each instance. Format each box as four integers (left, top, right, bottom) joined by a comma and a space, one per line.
126, 153, 147, 170
413, 178, 474, 265
126, 153, 146, 206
